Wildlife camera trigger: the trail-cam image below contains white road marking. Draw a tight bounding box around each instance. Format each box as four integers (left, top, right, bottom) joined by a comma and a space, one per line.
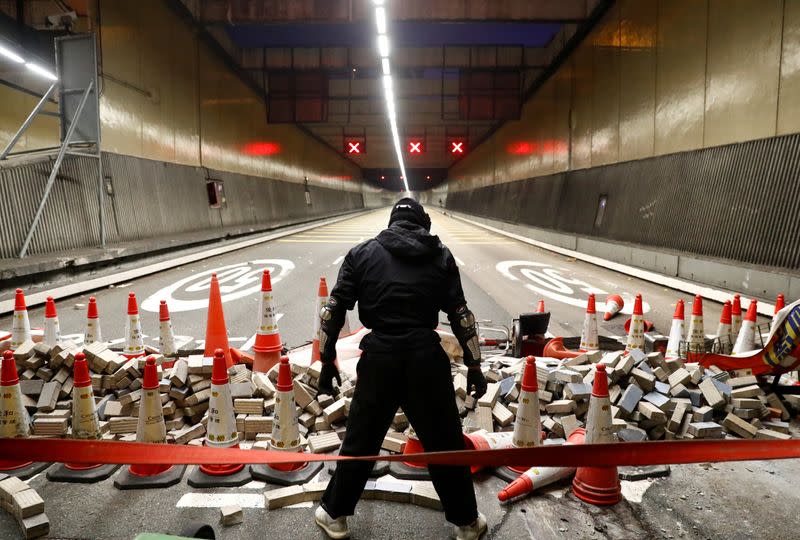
176, 493, 265, 509
454, 256, 465, 267
241, 313, 284, 350
332, 256, 344, 266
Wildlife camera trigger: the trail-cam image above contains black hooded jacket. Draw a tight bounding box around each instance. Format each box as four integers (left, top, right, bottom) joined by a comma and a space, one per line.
328, 217, 467, 352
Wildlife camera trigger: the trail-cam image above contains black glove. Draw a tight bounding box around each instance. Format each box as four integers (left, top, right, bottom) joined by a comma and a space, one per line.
318, 362, 342, 396
467, 366, 487, 400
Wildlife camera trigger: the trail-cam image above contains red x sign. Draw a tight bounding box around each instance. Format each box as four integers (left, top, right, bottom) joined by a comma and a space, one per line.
450, 141, 464, 154
407, 138, 425, 155
347, 142, 361, 154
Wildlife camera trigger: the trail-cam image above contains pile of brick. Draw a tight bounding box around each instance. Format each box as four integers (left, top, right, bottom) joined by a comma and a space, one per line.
0, 476, 48, 539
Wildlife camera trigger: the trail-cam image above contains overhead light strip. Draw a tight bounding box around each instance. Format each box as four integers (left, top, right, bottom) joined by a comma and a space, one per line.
373, 0, 409, 193
0, 38, 58, 80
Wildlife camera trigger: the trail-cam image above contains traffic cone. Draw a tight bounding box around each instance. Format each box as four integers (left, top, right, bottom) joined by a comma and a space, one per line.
311, 278, 329, 362
624, 294, 645, 353
604, 294, 624, 321
204, 273, 234, 368
43, 296, 61, 347
543, 337, 583, 360
665, 300, 685, 360
686, 295, 705, 356
389, 427, 433, 480
122, 292, 145, 359
250, 356, 323, 485
716, 301, 733, 354
0, 351, 49, 479
771, 294, 786, 333
498, 428, 586, 502
252, 270, 283, 373
579, 294, 599, 351
10, 289, 31, 350
535, 300, 546, 313
494, 356, 541, 481
731, 294, 742, 338
47, 352, 119, 482
572, 364, 620, 506
85, 297, 102, 345
114, 356, 186, 489
158, 300, 177, 357
732, 299, 758, 355
188, 349, 251, 487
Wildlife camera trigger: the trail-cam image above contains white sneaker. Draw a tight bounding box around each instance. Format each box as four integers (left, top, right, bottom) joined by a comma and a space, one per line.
454, 512, 487, 540
314, 505, 350, 539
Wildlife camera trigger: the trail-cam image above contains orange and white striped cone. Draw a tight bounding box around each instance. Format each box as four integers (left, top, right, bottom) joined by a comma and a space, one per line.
733, 299, 758, 355
497, 428, 586, 502
535, 300, 546, 313
579, 294, 599, 351
43, 296, 61, 348
390, 426, 434, 480
771, 294, 786, 333
115, 356, 185, 489
252, 270, 283, 373
731, 294, 742, 338
716, 301, 733, 354
603, 294, 624, 321
572, 364, 620, 505
48, 352, 119, 482
158, 300, 177, 357
624, 294, 645, 353
311, 277, 329, 363
204, 273, 234, 368
0, 351, 49, 479
189, 349, 251, 487
665, 300, 685, 360
10, 289, 31, 350
251, 356, 323, 485
84, 296, 102, 345
686, 295, 705, 356
122, 293, 145, 359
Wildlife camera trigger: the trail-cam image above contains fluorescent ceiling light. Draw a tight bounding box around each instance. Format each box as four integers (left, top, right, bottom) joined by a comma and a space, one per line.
372, 0, 384, 5
25, 62, 57, 81
377, 34, 390, 58
382, 58, 390, 75
0, 44, 24, 63
382, 74, 392, 93
375, 7, 387, 34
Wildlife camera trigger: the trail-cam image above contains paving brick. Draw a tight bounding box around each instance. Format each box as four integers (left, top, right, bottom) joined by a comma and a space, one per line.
699, 378, 725, 409
477, 383, 501, 408
630, 368, 655, 392
618, 384, 644, 417
722, 413, 758, 439
410, 481, 443, 510
220, 505, 243, 526
637, 401, 667, 423
730, 384, 763, 399
308, 432, 341, 453
687, 422, 723, 439
265, 485, 305, 509
755, 429, 792, 440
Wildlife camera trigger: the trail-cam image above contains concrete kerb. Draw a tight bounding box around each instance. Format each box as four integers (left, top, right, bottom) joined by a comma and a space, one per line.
0, 209, 385, 316
436, 209, 779, 316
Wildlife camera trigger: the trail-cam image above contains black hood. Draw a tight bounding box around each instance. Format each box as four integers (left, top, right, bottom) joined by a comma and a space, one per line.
376, 221, 441, 259
389, 197, 431, 231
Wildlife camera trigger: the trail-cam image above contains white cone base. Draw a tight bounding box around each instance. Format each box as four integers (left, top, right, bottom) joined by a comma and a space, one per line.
187, 466, 252, 488
250, 461, 323, 486
0, 462, 51, 480
47, 463, 119, 483
113, 464, 186, 490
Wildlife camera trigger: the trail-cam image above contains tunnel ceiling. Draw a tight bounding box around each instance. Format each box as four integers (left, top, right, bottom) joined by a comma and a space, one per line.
178, 0, 602, 177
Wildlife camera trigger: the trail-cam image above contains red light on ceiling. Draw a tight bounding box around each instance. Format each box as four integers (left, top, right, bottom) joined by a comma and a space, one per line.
448, 138, 466, 155
344, 138, 365, 155
407, 138, 425, 154
243, 142, 281, 155
380, 175, 385, 180
426, 175, 431, 180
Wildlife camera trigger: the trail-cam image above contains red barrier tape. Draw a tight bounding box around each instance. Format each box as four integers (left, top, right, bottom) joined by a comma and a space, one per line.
2, 438, 799, 469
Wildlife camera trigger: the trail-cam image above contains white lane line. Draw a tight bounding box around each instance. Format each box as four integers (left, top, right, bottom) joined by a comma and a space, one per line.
332, 255, 344, 266
241, 313, 284, 350
176, 493, 265, 509
454, 256, 465, 267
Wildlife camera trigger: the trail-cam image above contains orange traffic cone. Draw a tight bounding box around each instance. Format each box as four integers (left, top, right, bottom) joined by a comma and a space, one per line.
572, 364, 620, 506
463, 431, 516, 476
665, 300, 685, 360
114, 356, 185, 489
497, 428, 586, 502
624, 294, 645, 353
0, 351, 49, 478
204, 273, 233, 368
188, 349, 251, 487
543, 337, 583, 360
250, 356, 323, 485
686, 295, 705, 356
158, 300, 177, 357
716, 301, 733, 354
122, 293, 145, 359
580, 294, 599, 351
43, 296, 61, 347
731, 294, 742, 338
535, 300, 546, 313
311, 277, 329, 362
732, 299, 758, 355
604, 294, 624, 321
494, 356, 541, 481
775, 294, 786, 314
253, 270, 283, 373
48, 352, 119, 482
390, 427, 433, 480
10, 289, 31, 350
84, 296, 102, 345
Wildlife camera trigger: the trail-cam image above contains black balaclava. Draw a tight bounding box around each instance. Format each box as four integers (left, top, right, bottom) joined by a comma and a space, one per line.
389, 197, 431, 231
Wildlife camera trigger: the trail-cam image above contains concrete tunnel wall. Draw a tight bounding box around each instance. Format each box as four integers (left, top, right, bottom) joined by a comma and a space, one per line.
445, 0, 800, 283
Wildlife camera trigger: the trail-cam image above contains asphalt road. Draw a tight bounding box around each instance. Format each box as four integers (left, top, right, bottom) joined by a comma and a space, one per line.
0, 207, 793, 540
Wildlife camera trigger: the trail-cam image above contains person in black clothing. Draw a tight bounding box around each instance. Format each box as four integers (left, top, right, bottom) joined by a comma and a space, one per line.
313, 198, 488, 540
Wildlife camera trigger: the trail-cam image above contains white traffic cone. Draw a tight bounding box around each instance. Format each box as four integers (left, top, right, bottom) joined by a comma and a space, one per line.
731, 294, 742, 338
665, 300, 685, 360
686, 295, 705, 355
579, 294, 599, 351
158, 300, 177, 357
10, 289, 31, 350
252, 270, 283, 373
624, 294, 645, 353
43, 296, 61, 347
311, 277, 329, 362
733, 299, 758, 355
715, 301, 733, 354
122, 292, 145, 359
603, 294, 624, 321
84, 297, 103, 345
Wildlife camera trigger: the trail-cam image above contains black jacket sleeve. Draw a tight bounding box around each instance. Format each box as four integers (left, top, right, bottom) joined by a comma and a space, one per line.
319, 248, 360, 363
440, 249, 467, 314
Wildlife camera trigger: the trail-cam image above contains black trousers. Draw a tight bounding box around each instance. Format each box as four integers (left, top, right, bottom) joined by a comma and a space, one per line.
321, 345, 478, 526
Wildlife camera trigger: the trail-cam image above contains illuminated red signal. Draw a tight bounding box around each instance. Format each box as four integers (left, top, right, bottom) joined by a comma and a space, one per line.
344, 138, 365, 155
407, 138, 425, 155
348, 142, 361, 154
449, 139, 465, 154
